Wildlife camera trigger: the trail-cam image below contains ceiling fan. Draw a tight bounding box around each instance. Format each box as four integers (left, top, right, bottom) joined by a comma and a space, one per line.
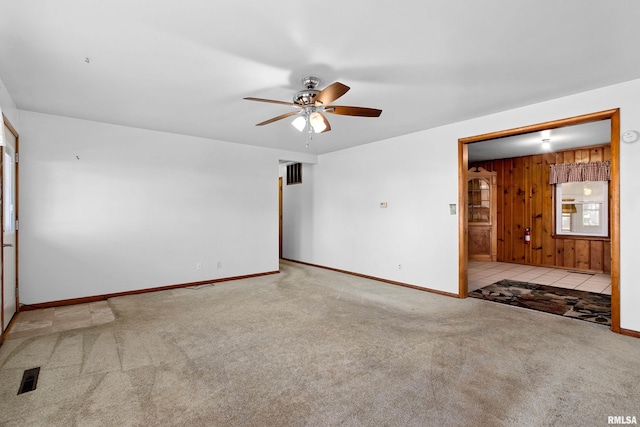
244, 76, 382, 135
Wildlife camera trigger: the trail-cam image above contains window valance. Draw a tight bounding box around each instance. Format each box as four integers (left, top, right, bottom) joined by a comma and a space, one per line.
549, 160, 610, 184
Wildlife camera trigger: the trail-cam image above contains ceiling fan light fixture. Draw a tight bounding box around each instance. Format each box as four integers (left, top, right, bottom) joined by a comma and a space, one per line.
309, 112, 326, 133
291, 115, 307, 132
245, 76, 381, 145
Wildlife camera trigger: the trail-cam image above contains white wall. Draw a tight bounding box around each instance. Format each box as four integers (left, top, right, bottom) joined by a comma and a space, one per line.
0, 74, 19, 130
283, 78, 640, 332
284, 128, 460, 293
18, 111, 313, 304
281, 163, 317, 260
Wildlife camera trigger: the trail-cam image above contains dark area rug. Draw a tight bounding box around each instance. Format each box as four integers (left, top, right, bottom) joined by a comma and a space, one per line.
470, 279, 611, 326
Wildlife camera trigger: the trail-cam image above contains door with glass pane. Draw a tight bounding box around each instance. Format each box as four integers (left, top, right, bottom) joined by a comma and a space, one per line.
468, 167, 497, 261
2, 119, 18, 332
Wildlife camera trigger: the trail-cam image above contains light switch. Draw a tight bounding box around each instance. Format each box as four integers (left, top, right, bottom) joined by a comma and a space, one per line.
449, 204, 457, 215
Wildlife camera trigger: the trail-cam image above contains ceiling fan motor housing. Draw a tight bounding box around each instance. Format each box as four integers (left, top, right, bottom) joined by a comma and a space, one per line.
294, 76, 322, 105
293, 89, 320, 105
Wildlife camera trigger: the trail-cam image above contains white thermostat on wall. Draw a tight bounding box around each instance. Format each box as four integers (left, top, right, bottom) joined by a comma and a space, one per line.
622, 130, 639, 143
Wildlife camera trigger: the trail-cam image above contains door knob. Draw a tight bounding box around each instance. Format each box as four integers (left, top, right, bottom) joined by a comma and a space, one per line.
3, 243, 13, 247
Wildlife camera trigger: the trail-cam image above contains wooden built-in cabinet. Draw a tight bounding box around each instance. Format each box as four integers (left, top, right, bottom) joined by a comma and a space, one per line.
468, 167, 497, 261
470, 144, 611, 273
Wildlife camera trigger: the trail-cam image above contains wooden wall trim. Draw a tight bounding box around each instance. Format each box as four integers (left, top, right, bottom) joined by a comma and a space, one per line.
19, 270, 280, 311
458, 139, 469, 298
620, 328, 640, 339
283, 258, 460, 298
459, 109, 619, 144
2, 113, 18, 137
610, 110, 621, 332
0, 312, 20, 348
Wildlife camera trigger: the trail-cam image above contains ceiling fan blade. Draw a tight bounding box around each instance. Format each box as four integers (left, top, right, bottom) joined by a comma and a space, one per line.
255, 111, 299, 126
244, 97, 299, 107
314, 82, 350, 106
326, 106, 382, 117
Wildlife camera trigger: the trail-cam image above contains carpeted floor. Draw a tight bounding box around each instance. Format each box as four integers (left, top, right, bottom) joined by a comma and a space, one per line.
470, 279, 611, 326
1, 261, 639, 426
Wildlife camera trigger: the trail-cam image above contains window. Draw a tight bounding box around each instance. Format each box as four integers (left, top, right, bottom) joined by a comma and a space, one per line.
555, 181, 608, 237
286, 163, 302, 185
468, 178, 490, 223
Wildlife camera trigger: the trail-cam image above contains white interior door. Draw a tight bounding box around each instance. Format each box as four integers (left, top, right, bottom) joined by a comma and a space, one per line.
2, 121, 17, 331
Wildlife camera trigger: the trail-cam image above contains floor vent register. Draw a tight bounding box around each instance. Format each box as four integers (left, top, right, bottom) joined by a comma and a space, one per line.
18, 367, 40, 395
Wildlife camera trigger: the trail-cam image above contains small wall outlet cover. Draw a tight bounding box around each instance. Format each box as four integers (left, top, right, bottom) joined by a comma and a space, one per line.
449, 204, 457, 215
380, 202, 388, 208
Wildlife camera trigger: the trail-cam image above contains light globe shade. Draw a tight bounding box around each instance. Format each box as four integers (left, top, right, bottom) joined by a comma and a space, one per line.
291, 115, 306, 132
309, 112, 327, 133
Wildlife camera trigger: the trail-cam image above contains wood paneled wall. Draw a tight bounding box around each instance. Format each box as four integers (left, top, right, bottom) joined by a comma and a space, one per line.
471, 145, 611, 272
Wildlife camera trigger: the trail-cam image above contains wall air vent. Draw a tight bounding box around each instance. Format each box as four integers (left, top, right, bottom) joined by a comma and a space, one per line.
287, 163, 302, 185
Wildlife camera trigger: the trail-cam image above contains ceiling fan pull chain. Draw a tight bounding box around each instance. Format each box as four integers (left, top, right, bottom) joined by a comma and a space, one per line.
307, 119, 313, 148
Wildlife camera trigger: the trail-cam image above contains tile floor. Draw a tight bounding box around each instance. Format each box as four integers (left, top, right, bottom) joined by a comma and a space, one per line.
468, 261, 612, 295
6, 300, 116, 340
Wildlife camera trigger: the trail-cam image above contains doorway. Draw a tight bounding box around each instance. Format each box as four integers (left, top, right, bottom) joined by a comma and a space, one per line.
2, 114, 19, 334
458, 109, 621, 333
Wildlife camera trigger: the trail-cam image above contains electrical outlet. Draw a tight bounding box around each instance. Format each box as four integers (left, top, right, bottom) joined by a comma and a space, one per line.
217, 261, 222, 269
196, 262, 202, 270
398, 264, 402, 270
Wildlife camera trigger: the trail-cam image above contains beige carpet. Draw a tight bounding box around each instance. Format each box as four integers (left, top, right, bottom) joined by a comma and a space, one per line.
1, 260, 639, 426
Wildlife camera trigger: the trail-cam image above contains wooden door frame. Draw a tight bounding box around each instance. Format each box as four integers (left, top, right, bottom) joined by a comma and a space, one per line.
279, 177, 283, 259
458, 109, 621, 333
1, 113, 20, 336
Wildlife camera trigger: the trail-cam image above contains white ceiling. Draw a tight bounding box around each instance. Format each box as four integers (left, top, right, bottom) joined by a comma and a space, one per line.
1, 1, 639, 155
468, 120, 612, 162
